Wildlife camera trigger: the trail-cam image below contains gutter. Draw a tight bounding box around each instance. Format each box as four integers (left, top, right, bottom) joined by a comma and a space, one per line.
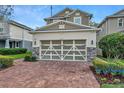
30, 28, 101, 34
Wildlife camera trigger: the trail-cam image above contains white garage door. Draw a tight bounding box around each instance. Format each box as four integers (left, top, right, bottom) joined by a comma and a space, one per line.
40, 40, 87, 61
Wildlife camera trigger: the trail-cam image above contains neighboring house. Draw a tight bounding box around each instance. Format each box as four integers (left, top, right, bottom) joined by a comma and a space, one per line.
31, 8, 100, 62
97, 9, 124, 42
0, 16, 33, 50
97, 9, 124, 55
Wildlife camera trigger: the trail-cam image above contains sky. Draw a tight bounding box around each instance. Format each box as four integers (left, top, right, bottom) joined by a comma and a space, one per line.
11, 5, 124, 29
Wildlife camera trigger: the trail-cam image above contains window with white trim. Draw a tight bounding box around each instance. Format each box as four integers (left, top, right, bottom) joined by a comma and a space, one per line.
118, 18, 123, 27
73, 17, 81, 24
59, 24, 65, 29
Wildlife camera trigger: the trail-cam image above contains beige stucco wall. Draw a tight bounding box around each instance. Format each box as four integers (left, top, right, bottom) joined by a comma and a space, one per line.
9, 24, 33, 41
32, 31, 96, 48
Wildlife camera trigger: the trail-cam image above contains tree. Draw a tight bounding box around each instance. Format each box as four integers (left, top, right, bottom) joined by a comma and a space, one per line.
99, 32, 124, 59
0, 5, 14, 19
89, 21, 99, 27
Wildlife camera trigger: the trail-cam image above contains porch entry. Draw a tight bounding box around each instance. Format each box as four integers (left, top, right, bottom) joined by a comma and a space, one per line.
9, 41, 20, 48
40, 40, 87, 61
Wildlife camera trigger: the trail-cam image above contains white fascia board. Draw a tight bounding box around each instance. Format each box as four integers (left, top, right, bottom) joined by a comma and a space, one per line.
36, 20, 98, 31
62, 20, 96, 29
30, 28, 101, 34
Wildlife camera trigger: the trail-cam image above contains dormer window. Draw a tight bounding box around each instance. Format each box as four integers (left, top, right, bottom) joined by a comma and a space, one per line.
118, 18, 123, 27
74, 17, 81, 24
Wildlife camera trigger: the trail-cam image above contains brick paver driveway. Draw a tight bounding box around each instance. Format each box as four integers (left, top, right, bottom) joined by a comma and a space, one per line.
0, 60, 100, 88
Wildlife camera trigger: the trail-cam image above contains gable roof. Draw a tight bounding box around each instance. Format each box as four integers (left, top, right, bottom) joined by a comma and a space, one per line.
44, 8, 92, 21
9, 20, 33, 31
98, 9, 124, 27
35, 20, 97, 31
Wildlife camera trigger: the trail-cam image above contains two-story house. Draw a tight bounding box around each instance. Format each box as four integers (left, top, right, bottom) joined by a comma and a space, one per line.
97, 9, 124, 42
31, 8, 100, 62
0, 16, 33, 50
97, 9, 124, 56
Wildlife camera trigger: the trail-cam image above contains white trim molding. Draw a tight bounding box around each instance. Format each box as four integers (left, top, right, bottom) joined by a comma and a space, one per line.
118, 18, 123, 28
30, 28, 101, 34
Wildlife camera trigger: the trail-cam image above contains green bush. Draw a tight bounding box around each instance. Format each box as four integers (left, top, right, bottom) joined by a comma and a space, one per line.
93, 57, 124, 75
24, 53, 37, 62
99, 32, 124, 58
0, 48, 27, 55
0, 55, 14, 68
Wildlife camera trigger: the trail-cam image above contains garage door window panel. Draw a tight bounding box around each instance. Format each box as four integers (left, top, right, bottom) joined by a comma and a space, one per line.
52, 56, 60, 60
64, 56, 73, 60
75, 56, 84, 60
42, 55, 50, 59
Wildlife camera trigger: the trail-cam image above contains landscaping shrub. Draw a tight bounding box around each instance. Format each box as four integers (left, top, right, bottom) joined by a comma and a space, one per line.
24, 52, 37, 62
0, 48, 27, 55
99, 32, 124, 59
93, 57, 124, 75
0, 55, 14, 68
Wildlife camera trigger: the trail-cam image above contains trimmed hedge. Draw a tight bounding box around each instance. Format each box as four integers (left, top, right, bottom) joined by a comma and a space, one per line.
0, 55, 14, 68
93, 57, 124, 75
0, 48, 27, 55
99, 32, 124, 58
24, 52, 37, 62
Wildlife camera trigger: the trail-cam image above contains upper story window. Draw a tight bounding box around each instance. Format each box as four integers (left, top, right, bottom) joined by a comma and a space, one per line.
59, 24, 65, 29
73, 17, 81, 24
118, 18, 123, 27
0, 28, 3, 32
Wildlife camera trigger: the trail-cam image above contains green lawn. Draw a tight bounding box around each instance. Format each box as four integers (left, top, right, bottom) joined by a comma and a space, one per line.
6, 51, 32, 60
101, 84, 124, 88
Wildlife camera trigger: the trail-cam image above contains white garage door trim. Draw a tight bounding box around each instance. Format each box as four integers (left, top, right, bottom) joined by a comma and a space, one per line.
39, 40, 87, 61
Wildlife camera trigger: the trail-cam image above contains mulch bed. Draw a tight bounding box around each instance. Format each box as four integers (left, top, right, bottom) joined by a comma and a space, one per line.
90, 66, 124, 85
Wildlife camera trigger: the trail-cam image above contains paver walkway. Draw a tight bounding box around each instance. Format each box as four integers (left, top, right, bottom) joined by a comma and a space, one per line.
0, 60, 100, 88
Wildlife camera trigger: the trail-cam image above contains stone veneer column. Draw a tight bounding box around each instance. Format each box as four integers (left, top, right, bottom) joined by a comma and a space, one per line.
32, 47, 40, 59
87, 47, 96, 62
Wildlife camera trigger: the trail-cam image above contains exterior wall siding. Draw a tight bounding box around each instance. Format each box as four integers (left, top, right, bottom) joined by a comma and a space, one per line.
9, 24, 33, 41
23, 40, 32, 51
98, 17, 124, 43
46, 10, 90, 26
66, 12, 89, 25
